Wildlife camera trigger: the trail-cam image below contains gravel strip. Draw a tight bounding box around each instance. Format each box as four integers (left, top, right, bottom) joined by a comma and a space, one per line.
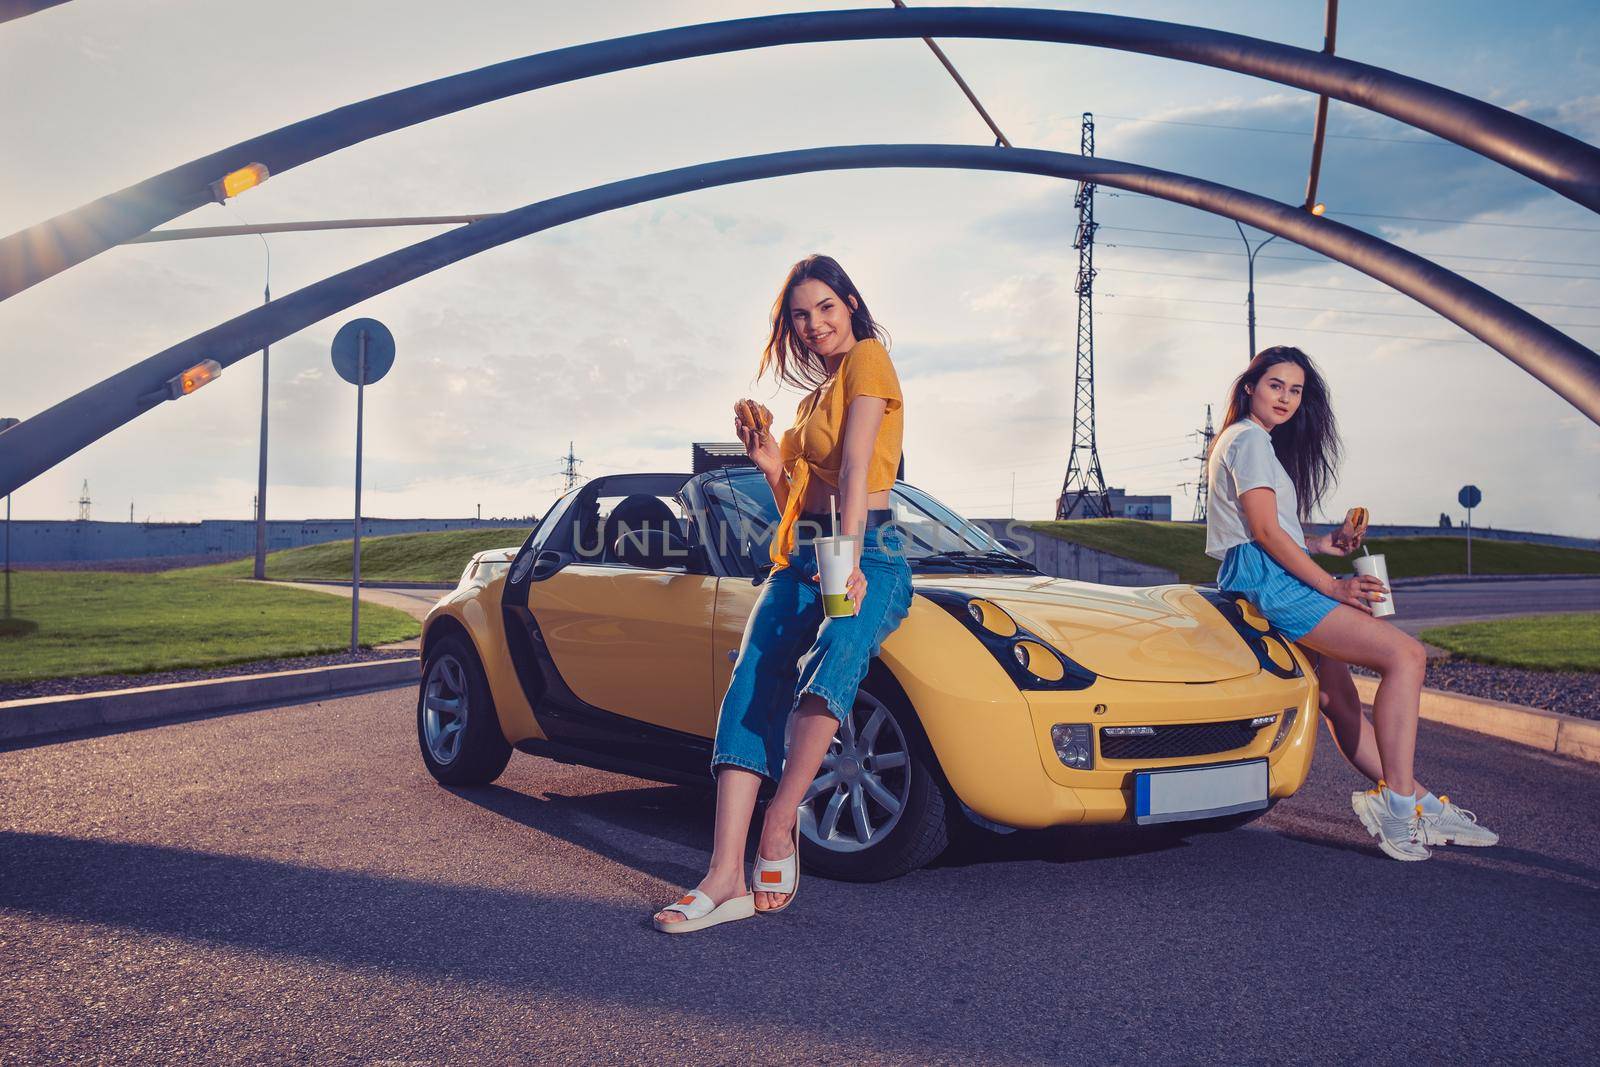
1352, 661, 1600, 720
0, 648, 418, 703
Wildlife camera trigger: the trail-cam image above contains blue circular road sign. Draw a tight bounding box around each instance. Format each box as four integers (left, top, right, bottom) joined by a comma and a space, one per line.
1458, 484, 1482, 509
331, 318, 396, 385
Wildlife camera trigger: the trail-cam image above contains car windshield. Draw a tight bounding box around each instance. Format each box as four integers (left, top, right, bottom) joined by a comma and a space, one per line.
701, 468, 1030, 577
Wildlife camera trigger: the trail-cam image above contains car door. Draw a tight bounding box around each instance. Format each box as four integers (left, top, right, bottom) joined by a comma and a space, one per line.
527, 486, 717, 738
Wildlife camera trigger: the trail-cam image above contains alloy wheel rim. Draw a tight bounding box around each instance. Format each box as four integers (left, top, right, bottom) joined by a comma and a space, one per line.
423, 654, 469, 764
788, 691, 912, 854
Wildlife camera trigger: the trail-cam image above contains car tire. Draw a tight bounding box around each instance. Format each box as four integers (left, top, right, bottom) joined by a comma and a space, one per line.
417, 633, 512, 787
787, 668, 949, 883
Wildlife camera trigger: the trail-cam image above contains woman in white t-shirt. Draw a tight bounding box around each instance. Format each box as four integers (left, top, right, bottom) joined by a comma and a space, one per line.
1206, 346, 1497, 861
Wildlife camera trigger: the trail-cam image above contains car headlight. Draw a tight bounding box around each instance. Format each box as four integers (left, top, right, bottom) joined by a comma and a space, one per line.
921, 590, 1096, 691
1050, 724, 1094, 770
967, 597, 1018, 637
1198, 591, 1304, 679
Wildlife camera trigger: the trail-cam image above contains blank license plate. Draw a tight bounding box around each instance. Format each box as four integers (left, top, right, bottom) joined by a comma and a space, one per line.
1133, 758, 1269, 826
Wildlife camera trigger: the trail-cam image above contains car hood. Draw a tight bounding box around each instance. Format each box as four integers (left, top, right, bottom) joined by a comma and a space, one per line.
914, 573, 1258, 683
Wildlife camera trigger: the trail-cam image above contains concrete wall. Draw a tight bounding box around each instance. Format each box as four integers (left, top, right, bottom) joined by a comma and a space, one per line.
3, 517, 502, 564
1337, 524, 1600, 551
969, 518, 1180, 587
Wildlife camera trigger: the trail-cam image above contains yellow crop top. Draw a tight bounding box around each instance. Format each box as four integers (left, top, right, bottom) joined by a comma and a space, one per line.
769, 337, 904, 571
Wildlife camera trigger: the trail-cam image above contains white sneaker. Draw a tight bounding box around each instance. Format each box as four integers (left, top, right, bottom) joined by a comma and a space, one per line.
1417, 796, 1499, 847
1350, 785, 1432, 861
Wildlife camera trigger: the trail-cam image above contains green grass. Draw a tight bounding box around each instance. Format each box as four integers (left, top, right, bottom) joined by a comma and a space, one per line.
180, 526, 531, 583
1021, 520, 1600, 584
1022, 520, 1220, 583
0, 571, 421, 684
1420, 613, 1600, 672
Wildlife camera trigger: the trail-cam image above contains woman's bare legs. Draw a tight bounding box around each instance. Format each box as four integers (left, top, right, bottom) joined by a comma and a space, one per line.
1310, 650, 1431, 796
753, 693, 838, 911
654, 692, 839, 922
1296, 605, 1428, 796
652, 765, 761, 925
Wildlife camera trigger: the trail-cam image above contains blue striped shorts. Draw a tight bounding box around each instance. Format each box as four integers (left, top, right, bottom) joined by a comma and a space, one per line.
1217, 541, 1339, 642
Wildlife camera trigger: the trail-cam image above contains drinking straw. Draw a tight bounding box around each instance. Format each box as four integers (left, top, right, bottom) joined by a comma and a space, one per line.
830, 493, 838, 539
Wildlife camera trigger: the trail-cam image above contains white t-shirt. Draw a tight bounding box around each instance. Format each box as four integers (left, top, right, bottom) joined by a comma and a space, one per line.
1204, 419, 1308, 561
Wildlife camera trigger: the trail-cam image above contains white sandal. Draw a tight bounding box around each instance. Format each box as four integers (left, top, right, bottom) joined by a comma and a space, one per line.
652, 888, 755, 934
752, 818, 801, 913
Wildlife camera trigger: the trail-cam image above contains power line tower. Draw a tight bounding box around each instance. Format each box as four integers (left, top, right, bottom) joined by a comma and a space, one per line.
559, 441, 584, 492
77, 479, 91, 521
1055, 112, 1111, 521
1191, 404, 1215, 522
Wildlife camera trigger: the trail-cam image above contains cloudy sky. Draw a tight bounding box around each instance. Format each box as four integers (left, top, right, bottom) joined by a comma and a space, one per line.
3, 0, 1598, 536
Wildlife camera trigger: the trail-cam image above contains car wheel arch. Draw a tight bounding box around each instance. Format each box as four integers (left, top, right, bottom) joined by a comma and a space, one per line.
862, 656, 958, 800
423, 613, 478, 666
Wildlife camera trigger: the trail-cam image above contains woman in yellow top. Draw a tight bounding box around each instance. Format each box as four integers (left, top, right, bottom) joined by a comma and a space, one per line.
653, 254, 914, 933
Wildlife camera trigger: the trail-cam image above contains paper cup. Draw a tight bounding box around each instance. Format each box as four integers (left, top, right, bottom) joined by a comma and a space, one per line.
1352, 553, 1395, 618
816, 534, 858, 618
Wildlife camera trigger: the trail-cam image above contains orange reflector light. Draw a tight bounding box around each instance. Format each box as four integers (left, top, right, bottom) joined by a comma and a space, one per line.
165, 359, 222, 399
1310, 202, 1327, 216
211, 162, 270, 202
1262, 634, 1295, 672
1235, 598, 1271, 632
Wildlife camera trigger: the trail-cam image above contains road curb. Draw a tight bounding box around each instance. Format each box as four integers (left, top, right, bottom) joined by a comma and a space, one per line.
1349, 674, 1599, 765
0, 658, 421, 746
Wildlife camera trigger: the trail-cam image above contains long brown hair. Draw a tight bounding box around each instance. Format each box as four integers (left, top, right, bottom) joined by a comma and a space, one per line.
1212, 345, 1341, 520
759, 254, 891, 391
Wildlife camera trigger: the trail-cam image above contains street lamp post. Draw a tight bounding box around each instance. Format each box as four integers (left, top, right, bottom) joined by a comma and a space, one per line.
1236, 221, 1280, 359
252, 235, 272, 580
0, 416, 19, 619
1236, 204, 1323, 360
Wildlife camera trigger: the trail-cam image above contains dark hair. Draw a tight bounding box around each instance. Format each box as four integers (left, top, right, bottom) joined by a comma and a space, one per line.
759, 254, 891, 390
1212, 345, 1341, 520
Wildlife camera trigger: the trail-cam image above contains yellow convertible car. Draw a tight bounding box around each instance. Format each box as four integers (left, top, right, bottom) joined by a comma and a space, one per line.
417, 465, 1319, 881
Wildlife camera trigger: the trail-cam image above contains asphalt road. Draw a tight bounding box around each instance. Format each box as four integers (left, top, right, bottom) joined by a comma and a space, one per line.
2, 690, 1597, 1065
1384, 576, 1599, 635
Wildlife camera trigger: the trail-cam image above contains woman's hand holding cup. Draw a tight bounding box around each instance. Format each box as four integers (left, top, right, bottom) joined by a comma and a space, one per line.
1329, 574, 1387, 614
811, 562, 865, 615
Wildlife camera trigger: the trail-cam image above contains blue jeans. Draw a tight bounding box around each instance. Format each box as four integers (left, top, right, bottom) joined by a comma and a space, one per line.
709, 508, 914, 782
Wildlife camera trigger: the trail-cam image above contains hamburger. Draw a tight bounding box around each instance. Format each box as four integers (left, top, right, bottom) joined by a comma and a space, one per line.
735, 398, 773, 435
1339, 506, 1369, 548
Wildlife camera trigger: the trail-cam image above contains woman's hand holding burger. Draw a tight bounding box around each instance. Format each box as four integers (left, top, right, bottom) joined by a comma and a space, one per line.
1332, 506, 1368, 553
733, 398, 780, 475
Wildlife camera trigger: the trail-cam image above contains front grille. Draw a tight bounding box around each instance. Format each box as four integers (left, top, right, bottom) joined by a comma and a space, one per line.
1099, 718, 1268, 761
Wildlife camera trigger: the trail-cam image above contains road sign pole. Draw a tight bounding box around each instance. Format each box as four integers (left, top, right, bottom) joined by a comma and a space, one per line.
329, 316, 394, 653
351, 329, 366, 653
1457, 484, 1482, 580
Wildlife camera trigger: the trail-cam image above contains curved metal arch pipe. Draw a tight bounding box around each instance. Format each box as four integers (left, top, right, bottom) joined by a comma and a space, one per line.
3, 6, 1598, 301
3, 143, 1596, 497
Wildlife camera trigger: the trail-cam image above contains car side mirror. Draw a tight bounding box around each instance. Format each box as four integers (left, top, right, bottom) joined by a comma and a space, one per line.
530, 549, 569, 581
